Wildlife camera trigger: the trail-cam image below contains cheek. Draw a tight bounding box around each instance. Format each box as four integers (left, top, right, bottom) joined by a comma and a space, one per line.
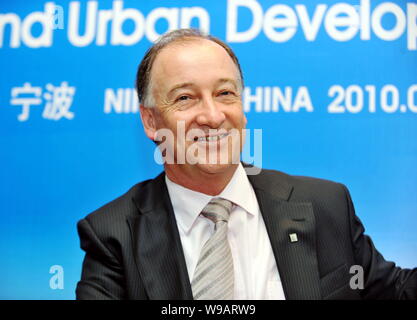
160, 111, 195, 135
152, 109, 168, 130
240, 110, 247, 124
229, 108, 246, 127
155, 108, 177, 128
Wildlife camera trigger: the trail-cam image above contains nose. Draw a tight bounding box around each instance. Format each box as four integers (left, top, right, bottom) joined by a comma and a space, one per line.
195, 95, 226, 128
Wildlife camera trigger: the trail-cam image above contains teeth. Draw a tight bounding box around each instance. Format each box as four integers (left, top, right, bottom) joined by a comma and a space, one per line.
197, 133, 228, 142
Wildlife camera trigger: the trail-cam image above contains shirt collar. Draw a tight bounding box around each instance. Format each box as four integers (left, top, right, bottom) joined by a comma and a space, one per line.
218, 163, 258, 217
165, 163, 258, 234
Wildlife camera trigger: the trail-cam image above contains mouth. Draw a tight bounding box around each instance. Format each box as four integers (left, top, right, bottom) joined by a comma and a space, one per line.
193, 132, 230, 142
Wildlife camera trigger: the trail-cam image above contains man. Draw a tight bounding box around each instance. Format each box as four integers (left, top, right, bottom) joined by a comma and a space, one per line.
76, 29, 416, 300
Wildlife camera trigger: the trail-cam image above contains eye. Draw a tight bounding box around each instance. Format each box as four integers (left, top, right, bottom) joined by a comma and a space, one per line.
219, 90, 235, 96
177, 95, 190, 102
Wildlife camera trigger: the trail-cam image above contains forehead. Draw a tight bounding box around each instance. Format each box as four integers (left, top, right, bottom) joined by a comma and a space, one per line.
150, 39, 240, 88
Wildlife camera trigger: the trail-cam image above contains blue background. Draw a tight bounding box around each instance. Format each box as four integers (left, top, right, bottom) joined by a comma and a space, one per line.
0, 0, 416, 299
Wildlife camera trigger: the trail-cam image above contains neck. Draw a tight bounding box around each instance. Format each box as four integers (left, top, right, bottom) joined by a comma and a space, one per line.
164, 164, 239, 196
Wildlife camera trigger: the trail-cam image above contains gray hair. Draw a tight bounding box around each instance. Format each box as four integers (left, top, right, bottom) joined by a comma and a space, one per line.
135, 28, 244, 108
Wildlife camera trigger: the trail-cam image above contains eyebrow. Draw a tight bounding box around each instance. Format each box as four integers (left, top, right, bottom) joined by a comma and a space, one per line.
216, 78, 239, 89
167, 82, 194, 98
167, 78, 240, 97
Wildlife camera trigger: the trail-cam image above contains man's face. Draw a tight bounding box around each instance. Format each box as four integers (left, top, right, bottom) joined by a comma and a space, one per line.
141, 39, 247, 178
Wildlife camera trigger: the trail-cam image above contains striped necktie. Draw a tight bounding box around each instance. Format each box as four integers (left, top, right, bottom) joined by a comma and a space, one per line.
191, 198, 234, 300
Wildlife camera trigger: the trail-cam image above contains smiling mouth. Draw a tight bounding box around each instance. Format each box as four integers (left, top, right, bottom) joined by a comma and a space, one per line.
193, 132, 230, 142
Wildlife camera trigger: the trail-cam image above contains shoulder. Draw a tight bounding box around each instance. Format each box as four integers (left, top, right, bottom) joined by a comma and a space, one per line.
290, 173, 347, 198
249, 165, 349, 206
78, 177, 156, 235
249, 163, 347, 192
253, 167, 353, 232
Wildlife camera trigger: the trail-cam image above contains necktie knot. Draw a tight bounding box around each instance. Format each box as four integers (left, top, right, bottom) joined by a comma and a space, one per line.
201, 198, 233, 224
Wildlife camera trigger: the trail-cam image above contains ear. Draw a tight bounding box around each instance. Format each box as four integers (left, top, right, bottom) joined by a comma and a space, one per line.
140, 105, 158, 141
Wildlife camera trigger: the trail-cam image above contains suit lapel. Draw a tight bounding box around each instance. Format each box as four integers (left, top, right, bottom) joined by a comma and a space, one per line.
248, 170, 322, 299
127, 173, 193, 300
126, 166, 321, 300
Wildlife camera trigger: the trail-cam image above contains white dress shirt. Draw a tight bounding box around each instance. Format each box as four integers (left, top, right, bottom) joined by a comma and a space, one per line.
165, 163, 286, 300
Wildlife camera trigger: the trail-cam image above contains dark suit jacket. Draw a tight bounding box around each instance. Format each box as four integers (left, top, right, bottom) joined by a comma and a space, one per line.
76, 167, 417, 300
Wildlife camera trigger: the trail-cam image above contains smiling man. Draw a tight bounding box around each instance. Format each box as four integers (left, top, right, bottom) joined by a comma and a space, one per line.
139, 32, 247, 196
76, 29, 416, 300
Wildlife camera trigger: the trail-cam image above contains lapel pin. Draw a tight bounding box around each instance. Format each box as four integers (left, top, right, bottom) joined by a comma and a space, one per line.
289, 233, 298, 243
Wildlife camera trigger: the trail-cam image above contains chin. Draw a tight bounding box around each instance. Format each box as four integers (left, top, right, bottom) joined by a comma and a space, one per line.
196, 162, 238, 175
